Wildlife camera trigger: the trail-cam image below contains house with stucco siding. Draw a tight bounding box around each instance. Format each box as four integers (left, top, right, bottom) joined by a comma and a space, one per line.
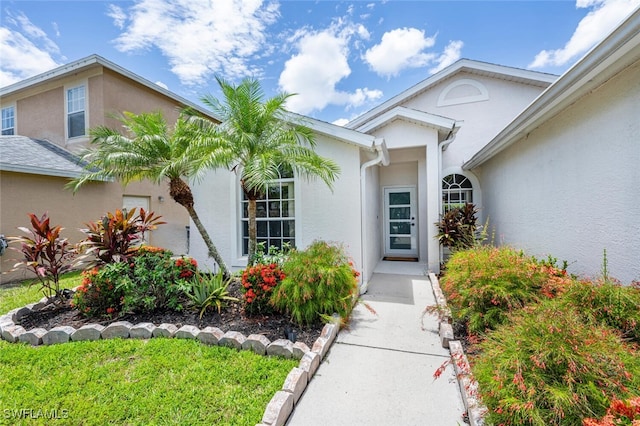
192, 8, 639, 288
0, 55, 219, 284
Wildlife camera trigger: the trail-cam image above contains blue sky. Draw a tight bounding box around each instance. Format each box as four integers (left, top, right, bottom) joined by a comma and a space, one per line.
1, 0, 638, 124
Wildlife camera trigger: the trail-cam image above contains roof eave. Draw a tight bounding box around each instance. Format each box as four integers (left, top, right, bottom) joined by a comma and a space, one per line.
464, 8, 640, 170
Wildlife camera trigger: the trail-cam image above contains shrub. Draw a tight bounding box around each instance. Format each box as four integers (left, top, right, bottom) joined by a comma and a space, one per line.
187, 272, 238, 318
73, 247, 196, 317
120, 248, 192, 313
441, 246, 572, 335
472, 299, 640, 426
80, 208, 165, 265
241, 263, 285, 316
271, 241, 359, 326
562, 278, 640, 344
72, 265, 127, 318
9, 213, 77, 300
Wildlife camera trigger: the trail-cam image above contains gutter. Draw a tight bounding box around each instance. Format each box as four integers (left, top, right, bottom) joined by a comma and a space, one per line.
438, 122, 462, 264
359, 138, 389, 294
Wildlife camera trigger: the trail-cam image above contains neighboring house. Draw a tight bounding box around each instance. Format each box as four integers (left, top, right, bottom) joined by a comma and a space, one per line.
192, 8, 639, 289
464, 8, 640, 283
0, 55, 218, 284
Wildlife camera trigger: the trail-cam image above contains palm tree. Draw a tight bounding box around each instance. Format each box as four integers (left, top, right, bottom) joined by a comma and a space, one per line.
67, 111, 231, 278
193, 77, 340, 263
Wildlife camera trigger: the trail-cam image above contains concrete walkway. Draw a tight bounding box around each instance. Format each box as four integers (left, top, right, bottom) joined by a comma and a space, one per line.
287, 264, 466, 425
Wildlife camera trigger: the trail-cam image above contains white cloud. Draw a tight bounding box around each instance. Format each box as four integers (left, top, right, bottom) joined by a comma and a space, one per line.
0, 11, 61, 87
529, 0, 640, 68
111, 0, 280, 85
107, 4, 127, 30
332, 118, 350, 126
364, 27, 438, 77
278, 20, 382, 115
154, 81, 168, 90
429, 40, 464, 74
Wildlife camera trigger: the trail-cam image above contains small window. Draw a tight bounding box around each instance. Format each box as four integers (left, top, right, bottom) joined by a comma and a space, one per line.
1, 106, 15, 135
442, 173, 473, 212
67, 86, 85, 138
240, 168, 295, 255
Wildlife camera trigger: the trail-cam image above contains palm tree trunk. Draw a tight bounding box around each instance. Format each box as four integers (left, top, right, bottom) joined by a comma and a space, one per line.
248, 198, 257, 265
169, 177, 230, 279
185, 205, 231, 279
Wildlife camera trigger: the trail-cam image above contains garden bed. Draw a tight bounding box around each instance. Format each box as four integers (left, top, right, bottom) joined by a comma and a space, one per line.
17, 279, 323, 347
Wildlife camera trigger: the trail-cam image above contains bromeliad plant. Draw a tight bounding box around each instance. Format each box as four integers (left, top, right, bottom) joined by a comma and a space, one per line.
10, 213, 77, 301
187, 271, 238, 318
79, 207, 165, 265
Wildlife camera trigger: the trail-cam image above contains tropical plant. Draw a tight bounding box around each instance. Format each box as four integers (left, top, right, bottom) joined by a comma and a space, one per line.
271, 241, 359, 326
66, 111, 231, 278
187, 271, 238, 318
72, 265, 127, 318
9, 213, 77, 300
241, 262, 286, 316
436, 203, 478, 250
80, 207, 165, 265
192, 77, 340, 263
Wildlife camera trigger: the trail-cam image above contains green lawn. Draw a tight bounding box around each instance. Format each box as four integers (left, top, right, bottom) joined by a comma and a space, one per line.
0, 272, 82, 314
0, 277, 298, 426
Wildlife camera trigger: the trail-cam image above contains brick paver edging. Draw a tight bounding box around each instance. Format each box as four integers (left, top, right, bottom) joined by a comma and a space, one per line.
428, 273, 487, 426
0, 296, 341, 426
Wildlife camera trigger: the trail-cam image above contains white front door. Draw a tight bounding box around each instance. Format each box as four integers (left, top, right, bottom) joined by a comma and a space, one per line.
383, 187, 418, 257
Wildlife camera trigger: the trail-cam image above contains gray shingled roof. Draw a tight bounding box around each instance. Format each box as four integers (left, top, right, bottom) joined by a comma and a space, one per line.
0, 135, 91, 179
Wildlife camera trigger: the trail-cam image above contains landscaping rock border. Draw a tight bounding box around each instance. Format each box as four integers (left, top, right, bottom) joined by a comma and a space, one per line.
428, 273, 487, 426
0, 298, 341, 426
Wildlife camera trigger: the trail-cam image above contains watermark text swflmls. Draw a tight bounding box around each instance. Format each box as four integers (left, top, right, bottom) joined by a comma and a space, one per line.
3, 409, 69, 420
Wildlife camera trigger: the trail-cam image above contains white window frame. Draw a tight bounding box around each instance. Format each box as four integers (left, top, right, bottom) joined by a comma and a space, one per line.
1, 105, 15, 135
65, 82, 87, 140
442, 173, 474, 213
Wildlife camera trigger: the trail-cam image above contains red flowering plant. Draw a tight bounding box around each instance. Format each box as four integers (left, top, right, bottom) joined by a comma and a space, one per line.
583, 397, 640, 426
175, 256, 198, 279
241, 263, 285, 315
71, 264, 127, 318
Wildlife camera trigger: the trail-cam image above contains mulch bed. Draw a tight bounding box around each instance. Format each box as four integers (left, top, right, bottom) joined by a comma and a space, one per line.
17, 281, 324, 347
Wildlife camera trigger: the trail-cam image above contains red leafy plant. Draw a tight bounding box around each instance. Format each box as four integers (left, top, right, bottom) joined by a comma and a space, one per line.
71, 266, 125, 318
241, 263, 285, 315
10, 212, 77, 300
79, 207, 165, 265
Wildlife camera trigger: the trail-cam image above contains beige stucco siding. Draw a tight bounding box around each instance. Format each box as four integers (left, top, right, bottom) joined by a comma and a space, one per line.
14, 87, 66, 146
475, 60, 640, 283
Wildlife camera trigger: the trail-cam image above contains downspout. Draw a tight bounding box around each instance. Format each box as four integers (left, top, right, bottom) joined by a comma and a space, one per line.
359, 138, 389, 294
438, 122, 461, 265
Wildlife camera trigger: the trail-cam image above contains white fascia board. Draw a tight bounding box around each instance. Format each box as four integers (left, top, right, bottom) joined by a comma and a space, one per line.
1, 163, 82, 179
464, 8, 640, 170
284, 112, 376, 149
356, 106, 458, 134
346, 59, 557, 130
0, 54, 220, 122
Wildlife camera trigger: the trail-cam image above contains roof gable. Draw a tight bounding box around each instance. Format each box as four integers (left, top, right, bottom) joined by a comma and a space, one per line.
346, 59, 557, 131
0, 54, 219, 121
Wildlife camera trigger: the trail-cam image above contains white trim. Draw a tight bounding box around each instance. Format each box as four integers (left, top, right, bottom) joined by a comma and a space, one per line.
347, 59, 556, 131
437, 78, 489, 107
0, 163, 84, 179
441, 167, 482, 216
63, 80, 89, 142
464, 8, 640, 169
283, 111, 376, 148
1, 104, 16, 135
355, 106, 458, 134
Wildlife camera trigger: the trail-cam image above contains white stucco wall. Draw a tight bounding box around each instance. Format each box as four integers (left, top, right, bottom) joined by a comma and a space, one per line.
189, 134, 363, 276
475, 61, 640, 283
404, 72, 549, 171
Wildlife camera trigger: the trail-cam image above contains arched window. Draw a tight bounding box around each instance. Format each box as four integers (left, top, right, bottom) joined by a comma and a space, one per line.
442, 174, 473, 212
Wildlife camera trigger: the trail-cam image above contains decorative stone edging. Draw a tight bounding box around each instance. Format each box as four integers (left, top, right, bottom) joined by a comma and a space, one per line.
0, 296, 341, 426
428, 273, 487, 426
